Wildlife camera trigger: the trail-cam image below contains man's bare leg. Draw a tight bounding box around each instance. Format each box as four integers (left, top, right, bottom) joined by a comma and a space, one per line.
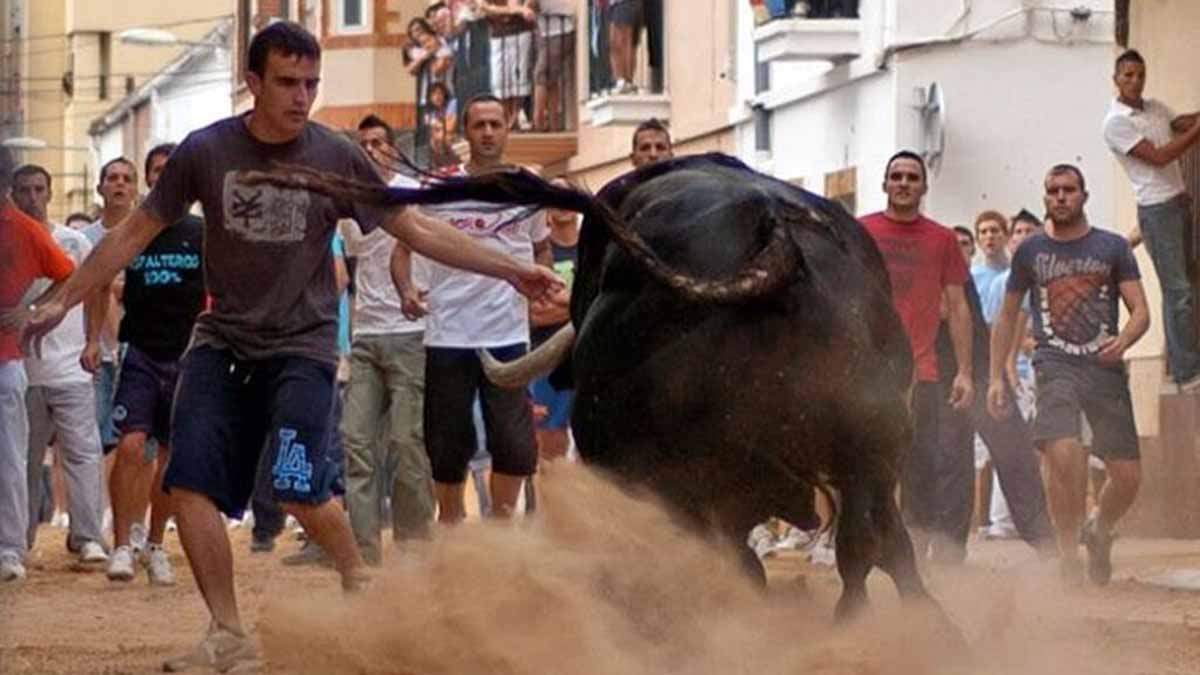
434, 481, 466, 524
1041, 438, 1088, 576
148, 449, 173, 544
173, 488, 243, 634
1095, 459, 1140, 532
282, 500, 366, 587
490, 473, 526, 519
109, 432, 154, 548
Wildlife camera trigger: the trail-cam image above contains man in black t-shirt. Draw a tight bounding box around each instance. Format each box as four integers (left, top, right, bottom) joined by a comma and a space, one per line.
105, 143, 205, 587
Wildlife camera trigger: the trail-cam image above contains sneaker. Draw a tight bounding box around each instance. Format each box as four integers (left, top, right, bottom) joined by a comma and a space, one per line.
1080, 516, 1116, 586
144, 545, 176, 587
51, 511, 69, 529
129, 522, 148, 554
281, 541, 332, 567
106, 545, 136, 582
79, 540, 109, 565
1180, 372, 1200, 394
984, 524, 1020, 540
163, 623, 258, 673
0, 554, 26, 582
249, 535, 276, 554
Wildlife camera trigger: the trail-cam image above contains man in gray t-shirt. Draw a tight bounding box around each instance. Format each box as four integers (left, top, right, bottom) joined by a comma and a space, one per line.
16, 21, 559, 673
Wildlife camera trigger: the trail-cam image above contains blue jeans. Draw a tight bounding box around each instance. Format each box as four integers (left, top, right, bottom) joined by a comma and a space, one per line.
1139, 195, 1200, 383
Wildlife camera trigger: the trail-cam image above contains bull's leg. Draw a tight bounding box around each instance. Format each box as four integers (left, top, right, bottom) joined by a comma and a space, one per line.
873, 482, 930, 600
832, 481, 879, 622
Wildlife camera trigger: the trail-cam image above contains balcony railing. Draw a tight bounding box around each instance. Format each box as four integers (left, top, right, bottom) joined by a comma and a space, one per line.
584, 0, 669, 126
411, 10, 577, 169
750, 0, 860, 25
751, 0, 863, 63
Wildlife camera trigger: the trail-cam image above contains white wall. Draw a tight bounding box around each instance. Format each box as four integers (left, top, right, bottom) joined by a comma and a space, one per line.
894, 37, 1116, 229
152, 47, 233, 146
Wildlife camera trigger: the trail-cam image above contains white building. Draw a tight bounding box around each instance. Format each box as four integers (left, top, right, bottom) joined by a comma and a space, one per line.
732, 0, 1117, 230
89, 17, 233, 174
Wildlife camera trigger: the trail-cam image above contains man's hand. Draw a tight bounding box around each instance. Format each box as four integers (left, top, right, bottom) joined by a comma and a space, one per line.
80, 340, 102, 374
10, 300, 69, 359
987, 379, 1009, 420
400, 288, 429, 321
948, 372, 974, 412
1097, 334, 1129, 366
509, 264, 565, 302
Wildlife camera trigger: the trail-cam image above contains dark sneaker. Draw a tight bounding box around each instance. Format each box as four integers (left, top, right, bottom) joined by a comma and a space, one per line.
249, 535, 275, 554
1080, 517, 1115, 586
281, 541, 331, 567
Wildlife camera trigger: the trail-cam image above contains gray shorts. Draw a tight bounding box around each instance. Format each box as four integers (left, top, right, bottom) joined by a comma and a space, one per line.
1032, 357, 1139, 460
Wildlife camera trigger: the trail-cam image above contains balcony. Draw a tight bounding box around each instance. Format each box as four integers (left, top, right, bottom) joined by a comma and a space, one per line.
584, 0, 670, 127
411, 11, 578, 171
751, 1, 862, 63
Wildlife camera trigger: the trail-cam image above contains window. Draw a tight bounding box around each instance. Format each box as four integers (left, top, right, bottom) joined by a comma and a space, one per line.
98, 31, 111, 100
753, 106, 772, 153
336, 0, 370, 34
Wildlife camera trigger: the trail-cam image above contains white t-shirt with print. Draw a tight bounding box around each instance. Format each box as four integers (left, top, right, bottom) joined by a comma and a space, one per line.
23, 225, 93, 387
339, 174, 428, 337
420, 168, 548, 348
1103, 97, 1187, 206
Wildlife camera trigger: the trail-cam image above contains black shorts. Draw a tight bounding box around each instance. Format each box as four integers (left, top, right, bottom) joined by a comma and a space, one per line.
1032, 358, 1139, 461
609, 0, 644, 30
112, 344, 181, 446
163, 345, 340, 518
424, 345, 537, 483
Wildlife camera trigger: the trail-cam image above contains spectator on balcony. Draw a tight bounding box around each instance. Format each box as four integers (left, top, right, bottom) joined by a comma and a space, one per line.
606, 0, 643, 95
533, 0, 575, 131
405, 18, 454, 107
478, 0, 538, 130
424, 81, 459, 141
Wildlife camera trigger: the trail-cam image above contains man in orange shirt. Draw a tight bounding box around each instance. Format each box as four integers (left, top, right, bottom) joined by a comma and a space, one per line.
0, 145, 76, 582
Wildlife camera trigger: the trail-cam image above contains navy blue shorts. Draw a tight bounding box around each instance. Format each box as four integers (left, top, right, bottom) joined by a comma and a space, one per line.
164, 345, 340, 519
112, 344, 181, 446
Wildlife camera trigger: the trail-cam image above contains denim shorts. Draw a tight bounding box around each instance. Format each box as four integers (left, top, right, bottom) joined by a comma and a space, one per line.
164, 346, 340, 518
112, 345, 181, 446
1033, 357, 1139, 461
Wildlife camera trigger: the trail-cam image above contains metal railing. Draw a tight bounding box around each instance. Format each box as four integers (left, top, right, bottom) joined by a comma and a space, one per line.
586, 0, 664, 98
412, 11, 576, 169
751, 0, 860, 25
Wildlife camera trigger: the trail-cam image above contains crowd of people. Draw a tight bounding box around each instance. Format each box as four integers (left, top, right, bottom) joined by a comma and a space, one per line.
0, 13, 1196, 673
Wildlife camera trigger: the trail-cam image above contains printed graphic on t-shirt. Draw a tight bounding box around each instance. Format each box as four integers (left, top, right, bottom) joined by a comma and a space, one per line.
222, 173, 310, 243
1031, 252, 1116, 357
553, 259, 575, 288
128, 247, 202, 287
869, 236, 921, 297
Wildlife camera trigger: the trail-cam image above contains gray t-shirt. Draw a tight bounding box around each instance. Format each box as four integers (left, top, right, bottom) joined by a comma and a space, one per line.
142, 114, 387, 364
1007, 228, 1140, 366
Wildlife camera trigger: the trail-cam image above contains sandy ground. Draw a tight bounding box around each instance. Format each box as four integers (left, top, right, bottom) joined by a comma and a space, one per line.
2, 468, 1199, 674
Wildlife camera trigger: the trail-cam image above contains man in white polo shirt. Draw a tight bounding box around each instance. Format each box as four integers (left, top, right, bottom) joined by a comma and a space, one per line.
1104, 48, 1200, 391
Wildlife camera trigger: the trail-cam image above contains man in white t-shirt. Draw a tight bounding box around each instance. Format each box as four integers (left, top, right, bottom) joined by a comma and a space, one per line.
338, 114, 435, 564
396, 95, 550, 522
12, 164, 108, 565
1103, 49, 1200, 391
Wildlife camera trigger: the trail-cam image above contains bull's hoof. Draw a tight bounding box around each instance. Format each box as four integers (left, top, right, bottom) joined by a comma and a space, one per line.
833, 590, 868, 624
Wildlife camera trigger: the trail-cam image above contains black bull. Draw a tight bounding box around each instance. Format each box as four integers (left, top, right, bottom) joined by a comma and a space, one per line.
241, 154, 943, 622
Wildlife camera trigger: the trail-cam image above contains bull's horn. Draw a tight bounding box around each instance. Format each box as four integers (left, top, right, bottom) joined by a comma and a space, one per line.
479, 323, 576, 388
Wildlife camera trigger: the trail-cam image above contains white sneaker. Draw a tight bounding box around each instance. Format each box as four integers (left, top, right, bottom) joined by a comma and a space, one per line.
106, 545, 136, 582
79, 541, 109, 564
130, 522, 148, 554
144, 545, 176, 587
163, 623, 258, 673
51, 511, 69, 529
0, 554, 26, 582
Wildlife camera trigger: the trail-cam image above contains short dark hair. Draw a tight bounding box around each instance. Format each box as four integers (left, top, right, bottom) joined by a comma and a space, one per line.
0, 145, 12, 192
65, 211, 92, 227
247, 21, 321, 78
1047, 163, 1087, 192
407, 17, 435, 38
425, 2, 447, 18
631, 118, 671, 151
144, 143, 177, 179
953, 226, 974, 242
1011, 208, 1043, 229
13, 163, 52, 190
427, 81, 451, 105
461, 93, 503, 128
99, 157, 136, 184
357, 114, 394, 143
884, 150, 927, 183
1115, 49, 1145, 73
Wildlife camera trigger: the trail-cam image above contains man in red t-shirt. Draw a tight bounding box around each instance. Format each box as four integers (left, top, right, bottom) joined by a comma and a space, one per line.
860, 150, 974, 562
0, 145, 76, 582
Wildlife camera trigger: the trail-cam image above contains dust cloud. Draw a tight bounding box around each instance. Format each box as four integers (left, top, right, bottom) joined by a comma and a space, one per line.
258, 464, 1161, 675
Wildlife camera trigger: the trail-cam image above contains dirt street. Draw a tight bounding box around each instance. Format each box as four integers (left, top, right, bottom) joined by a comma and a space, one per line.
1, 468, 1199, 674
